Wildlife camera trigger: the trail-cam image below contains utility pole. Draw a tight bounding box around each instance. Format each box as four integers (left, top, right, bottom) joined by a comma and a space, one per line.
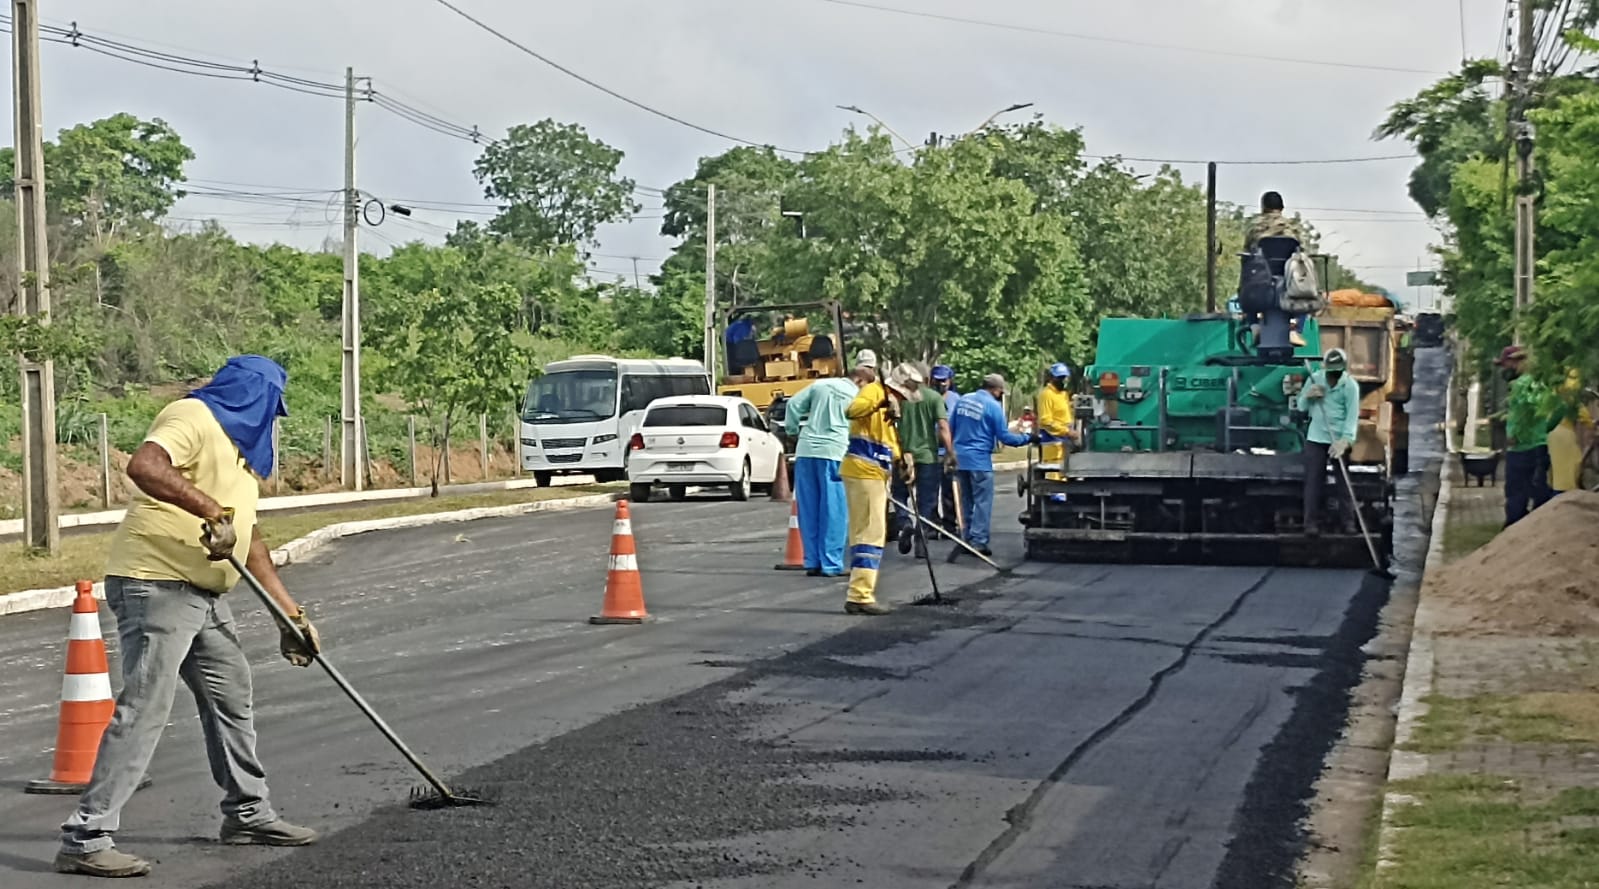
703, 183, 717, 379
1512, 0, 1536, 340
341, 67, 365, 491
1205, 161, 1218, 313
12, 0, 59, 554
631, 256, 641, 291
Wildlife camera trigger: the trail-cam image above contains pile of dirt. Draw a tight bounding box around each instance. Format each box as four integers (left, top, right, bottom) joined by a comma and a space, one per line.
1428, 490, 1599, 637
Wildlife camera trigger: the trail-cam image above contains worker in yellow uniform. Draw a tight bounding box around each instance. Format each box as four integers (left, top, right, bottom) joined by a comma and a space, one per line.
1038, 363, 1078, 489
1548, 368, 1594, 495
842, 362, 922, 616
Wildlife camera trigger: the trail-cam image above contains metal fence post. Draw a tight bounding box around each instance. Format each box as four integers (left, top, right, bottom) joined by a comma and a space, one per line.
98, 413, 111, 509
480, 413, 489, 480
408, 416, 418, 487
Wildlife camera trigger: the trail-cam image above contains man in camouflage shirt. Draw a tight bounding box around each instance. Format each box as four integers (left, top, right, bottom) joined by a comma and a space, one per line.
1243, 191, 1304, 251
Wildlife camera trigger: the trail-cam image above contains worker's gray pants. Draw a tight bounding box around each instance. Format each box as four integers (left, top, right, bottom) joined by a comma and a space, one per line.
60, 577, 277, 854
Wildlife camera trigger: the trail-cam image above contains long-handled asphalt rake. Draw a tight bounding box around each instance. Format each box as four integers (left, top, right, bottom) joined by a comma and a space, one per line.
887, 493, 1010, 574
223, 552, 491, 810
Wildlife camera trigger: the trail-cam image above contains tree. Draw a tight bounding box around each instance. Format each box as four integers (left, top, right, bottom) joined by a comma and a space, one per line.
365, 243, 536, 495
1, 113, 193, 247
473, 120, 639, 250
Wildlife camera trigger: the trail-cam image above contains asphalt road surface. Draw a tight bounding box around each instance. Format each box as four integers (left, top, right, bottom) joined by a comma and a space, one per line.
0, 463, 1392, 888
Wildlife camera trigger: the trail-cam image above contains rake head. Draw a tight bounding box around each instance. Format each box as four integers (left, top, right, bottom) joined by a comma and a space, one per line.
408, 784, 494, 810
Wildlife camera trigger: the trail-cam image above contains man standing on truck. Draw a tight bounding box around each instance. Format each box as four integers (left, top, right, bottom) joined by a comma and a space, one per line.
1243, 190, 1308, 348
1295, 348, 1360, 536
1497, 346, 1557, 525
55, 355, 320, 879
1038, 363, 1079, 488
950, 374, 1032, 560
892, 363, 956, 559
842, 362, 919, 615
783, 369, 863, 577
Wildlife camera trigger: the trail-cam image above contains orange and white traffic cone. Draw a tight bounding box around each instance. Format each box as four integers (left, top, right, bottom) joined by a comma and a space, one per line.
769, 456, 792, 502
774, 499, 806, 571
26, 581, 117, 794
591, 500, 649, 625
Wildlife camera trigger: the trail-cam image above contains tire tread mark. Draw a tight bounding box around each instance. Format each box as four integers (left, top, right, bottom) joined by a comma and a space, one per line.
950, 568, 1277, 889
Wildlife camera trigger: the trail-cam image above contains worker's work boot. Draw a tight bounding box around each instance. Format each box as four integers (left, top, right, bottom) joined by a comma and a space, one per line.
53, 848, 152, 878
844, 601, 891, 616
897, 525, 914, 555
220, 819, 318, 846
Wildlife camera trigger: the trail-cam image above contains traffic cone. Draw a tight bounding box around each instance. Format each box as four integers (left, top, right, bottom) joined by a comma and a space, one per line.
591, 500, 649, 624
774, 499, 806, 571
27, 582, 118, 794
769, 456, 792, 502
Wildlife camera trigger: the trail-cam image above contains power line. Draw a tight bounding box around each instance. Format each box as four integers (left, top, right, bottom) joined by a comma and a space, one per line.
427, 0, 808, 154
0, 15, 502, 149
796, 0, 1449, 76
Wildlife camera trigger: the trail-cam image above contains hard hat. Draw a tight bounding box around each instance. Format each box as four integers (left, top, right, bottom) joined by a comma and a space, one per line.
1049, 362, 1071, 380
930, 364, 954, 382
1323, 348, 1349, 372
854, 349, 878, 370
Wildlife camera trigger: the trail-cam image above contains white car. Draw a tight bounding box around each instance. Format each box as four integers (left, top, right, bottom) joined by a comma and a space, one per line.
626, 395, 785, 502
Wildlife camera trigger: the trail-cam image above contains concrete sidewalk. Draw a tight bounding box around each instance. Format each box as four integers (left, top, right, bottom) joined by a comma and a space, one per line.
1374, 459, 1599, 887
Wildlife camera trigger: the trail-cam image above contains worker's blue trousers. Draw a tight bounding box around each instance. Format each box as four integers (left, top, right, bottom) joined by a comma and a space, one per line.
957, 469, 997, 549
794, 456, 847, 574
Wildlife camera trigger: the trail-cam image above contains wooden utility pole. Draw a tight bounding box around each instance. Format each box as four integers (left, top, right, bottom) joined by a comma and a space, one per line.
340, 67, 366, 490
1205, 161, 1218, 313
12, 0, 59, 553
1512, 0, 1536, 338
703, 183, 718, 378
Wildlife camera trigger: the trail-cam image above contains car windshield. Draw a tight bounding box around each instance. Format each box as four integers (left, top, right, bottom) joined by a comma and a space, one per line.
645, 405, 728, 427
522, 370, 617, 424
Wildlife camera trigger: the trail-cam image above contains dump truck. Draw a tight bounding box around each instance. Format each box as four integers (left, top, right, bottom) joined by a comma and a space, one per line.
1018, 240, 1393, 569
1317, 290, 1415, 477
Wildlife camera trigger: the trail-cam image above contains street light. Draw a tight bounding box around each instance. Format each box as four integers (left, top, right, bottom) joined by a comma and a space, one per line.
836, 105, 917, 151
966, 102, 1034, 135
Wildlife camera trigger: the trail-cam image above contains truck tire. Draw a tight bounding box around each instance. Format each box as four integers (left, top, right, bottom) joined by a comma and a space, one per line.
534, 471, 553, 488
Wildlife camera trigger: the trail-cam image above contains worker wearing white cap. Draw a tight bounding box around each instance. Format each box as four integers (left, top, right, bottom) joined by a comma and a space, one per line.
840, 361, 919, 615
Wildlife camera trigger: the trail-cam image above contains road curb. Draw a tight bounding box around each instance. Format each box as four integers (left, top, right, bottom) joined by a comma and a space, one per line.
1371, 437, 1453, 875
0, 491, 620, 618
0, 475, 600, 538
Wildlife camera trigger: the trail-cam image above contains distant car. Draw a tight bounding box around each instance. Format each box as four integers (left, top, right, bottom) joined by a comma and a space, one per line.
626, 396, 785, 502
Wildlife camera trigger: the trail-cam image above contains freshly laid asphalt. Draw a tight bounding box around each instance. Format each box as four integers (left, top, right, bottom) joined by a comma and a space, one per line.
0, 341, 1448, 889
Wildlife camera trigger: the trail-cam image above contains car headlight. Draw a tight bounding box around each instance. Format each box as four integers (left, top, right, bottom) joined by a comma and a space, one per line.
592, 434, 618, 445
520, 437, 537, 447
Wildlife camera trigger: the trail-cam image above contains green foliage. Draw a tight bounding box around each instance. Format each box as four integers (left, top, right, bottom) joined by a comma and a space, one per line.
365, 243, 537, 492
1380, 33, 1599, 384
0, 113, 193, 247
473, 120, 639, 249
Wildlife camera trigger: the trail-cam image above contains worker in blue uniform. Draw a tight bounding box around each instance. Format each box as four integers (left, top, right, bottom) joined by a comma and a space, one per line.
949, 373, 1031, 559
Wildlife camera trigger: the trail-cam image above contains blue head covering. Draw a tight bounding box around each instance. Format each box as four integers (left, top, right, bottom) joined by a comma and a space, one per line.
188, 355, 289, 477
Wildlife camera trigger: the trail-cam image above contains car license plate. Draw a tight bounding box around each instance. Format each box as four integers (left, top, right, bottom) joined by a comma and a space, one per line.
668, 462, 694, 472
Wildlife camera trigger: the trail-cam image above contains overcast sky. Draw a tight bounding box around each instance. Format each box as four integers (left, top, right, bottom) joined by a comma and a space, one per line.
5, 0, 1513, 309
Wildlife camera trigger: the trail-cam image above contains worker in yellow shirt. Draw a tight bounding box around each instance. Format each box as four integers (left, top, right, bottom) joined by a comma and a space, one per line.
1038, 363, 1079, 487
1548, 369, 1594, 494
842, 362, 923, 615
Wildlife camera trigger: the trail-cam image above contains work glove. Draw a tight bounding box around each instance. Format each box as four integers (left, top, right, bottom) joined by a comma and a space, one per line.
943, 452, 958, 471
199, 507, 237, 562
280, 608, 321, 668
1029, 430, 1042, 446
1303, 384, 1327, 400
1329, 438, 1351, 460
